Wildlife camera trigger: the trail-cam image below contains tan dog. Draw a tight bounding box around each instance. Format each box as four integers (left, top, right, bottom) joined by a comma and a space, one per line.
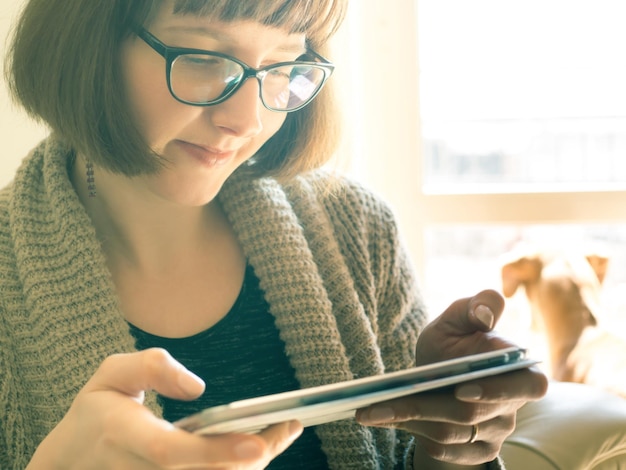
501, 247, 626, 398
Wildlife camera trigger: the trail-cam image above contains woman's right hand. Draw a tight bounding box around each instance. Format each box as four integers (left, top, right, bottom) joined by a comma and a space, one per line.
27, 348, 303, 469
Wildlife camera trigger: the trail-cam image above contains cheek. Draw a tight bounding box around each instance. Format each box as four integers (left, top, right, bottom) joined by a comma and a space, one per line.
239, 113, 287, 160
121, 45, 193, 145
260, 113, 288, 143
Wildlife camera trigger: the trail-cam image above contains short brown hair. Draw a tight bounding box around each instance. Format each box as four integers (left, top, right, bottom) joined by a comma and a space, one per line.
5, 0, 347, 179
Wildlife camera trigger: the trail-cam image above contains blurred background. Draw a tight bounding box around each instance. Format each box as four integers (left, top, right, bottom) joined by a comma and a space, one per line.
333, 1, 626, 367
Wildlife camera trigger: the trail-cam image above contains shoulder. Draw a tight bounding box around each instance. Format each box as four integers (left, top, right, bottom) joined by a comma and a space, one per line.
0, 137, 72, 272
0, 169, 18, 267
0, 188, 11, 276
0, 183, 10, 224
282, 171, 408, 286
0, 138, 48, 231
285, 171, 399, 232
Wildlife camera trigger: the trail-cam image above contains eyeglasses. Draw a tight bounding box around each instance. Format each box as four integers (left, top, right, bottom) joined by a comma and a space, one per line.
135, 27, 335, 112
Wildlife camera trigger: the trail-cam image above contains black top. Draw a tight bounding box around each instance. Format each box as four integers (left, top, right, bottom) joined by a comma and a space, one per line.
129, 264, 329, 469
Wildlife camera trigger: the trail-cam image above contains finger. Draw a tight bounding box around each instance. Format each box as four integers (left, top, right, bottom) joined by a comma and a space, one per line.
417, 434, 501, 465
356, 389, 520, 428
85, 348, 206, 401
258, 420, 303, 454
113, 405, 269, 467
437, 290, 505, 336
255, 421, 304, 465
455, 366, 549, 404
406, 415, 514, 466
468, 290, 505, 330
393, 414, 514, 446
119, 414, 302, 468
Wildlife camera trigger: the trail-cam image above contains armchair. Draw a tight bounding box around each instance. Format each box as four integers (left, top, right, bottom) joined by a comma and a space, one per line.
501, 381, 626, 469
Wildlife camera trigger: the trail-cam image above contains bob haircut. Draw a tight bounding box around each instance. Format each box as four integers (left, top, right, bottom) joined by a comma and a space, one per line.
5, 0, 347, 180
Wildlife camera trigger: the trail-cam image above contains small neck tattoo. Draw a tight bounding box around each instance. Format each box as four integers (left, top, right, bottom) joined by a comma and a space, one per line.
86, 161, 96, 198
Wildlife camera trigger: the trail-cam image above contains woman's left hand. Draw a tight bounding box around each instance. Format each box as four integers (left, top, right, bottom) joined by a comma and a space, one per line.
356, 289, 548, 467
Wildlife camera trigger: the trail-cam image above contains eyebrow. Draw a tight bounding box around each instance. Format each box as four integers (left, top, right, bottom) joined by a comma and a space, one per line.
163, 25, 307, 54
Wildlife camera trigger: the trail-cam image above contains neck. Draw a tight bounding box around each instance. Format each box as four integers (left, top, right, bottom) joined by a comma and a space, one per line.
71, 156, 228, 273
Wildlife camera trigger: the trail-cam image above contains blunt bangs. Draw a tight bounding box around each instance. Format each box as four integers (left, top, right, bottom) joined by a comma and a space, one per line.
171, 0, 346, 48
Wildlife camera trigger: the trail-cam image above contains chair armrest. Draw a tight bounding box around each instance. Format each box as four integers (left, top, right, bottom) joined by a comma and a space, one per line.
501, 381, 626, 469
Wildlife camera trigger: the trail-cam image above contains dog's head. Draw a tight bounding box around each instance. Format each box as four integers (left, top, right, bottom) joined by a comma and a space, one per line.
500, 246, 608, 329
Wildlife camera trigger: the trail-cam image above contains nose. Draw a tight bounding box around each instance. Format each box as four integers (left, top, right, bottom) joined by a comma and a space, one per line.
208, 77, 264, 138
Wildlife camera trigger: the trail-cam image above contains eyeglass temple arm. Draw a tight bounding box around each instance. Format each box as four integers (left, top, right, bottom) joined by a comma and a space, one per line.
134, 27, 167, 58
304, 48, 333, 66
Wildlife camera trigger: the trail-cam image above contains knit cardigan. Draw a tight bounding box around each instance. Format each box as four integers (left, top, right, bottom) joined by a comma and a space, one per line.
0, 138, 505, 469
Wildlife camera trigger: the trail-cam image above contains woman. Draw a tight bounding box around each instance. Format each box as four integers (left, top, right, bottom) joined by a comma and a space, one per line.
1, 0, 547, 468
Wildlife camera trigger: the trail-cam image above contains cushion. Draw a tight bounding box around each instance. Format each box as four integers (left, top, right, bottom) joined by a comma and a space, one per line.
501, 381, 626, 469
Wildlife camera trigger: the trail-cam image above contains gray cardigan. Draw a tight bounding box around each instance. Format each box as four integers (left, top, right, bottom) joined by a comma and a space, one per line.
0, 138, 504, 469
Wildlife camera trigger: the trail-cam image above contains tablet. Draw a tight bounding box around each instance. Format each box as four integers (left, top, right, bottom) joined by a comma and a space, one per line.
174, 346, 537, 435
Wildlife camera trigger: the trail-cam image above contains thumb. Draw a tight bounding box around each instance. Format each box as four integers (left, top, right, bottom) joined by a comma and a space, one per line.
85, 348, 206, 402
437, 289, 505, 336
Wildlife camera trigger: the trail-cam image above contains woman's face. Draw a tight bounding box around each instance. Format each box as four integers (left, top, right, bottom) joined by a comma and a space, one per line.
120, 5, 306, 206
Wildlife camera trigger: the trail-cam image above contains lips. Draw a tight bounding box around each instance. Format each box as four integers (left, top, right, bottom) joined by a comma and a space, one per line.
175, 140, 235, 167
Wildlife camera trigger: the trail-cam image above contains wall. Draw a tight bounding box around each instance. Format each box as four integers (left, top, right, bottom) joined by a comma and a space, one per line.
0, 1, 47, 188
333, 1, 425, 274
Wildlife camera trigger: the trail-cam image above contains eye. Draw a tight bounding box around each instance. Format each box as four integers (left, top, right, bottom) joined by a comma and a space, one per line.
176, 54, 223, 67
266, 68, 291, 80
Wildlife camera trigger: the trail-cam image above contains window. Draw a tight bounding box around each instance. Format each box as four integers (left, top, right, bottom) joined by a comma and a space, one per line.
338, 1, 626, 359
416, 0, 626, 326
419, 0, 626, 192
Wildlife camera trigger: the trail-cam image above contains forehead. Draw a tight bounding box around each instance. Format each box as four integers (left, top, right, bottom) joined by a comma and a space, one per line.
154, 17, 307, 55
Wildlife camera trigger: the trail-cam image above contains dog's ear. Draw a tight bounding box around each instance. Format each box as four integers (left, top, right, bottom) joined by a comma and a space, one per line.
586, 254, 609, 285
501, 256, 544, 298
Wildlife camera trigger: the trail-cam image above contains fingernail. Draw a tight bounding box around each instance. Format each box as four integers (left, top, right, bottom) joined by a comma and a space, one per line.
289, 421, 304, 440
362, 406, 395, 423
457, 384, 483, 400
177, 369, 205, 395
473, 305, 494, 329
235, 440, 263, 459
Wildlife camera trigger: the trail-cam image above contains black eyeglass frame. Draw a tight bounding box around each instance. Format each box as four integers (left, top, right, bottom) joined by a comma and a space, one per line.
135, 27, 335, 112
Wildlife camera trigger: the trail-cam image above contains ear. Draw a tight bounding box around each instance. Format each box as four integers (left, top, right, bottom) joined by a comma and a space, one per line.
501, 256, 544, 298
586, 254, 609, 285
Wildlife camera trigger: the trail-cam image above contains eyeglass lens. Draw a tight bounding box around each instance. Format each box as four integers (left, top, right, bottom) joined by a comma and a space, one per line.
170, 54, 327, 111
